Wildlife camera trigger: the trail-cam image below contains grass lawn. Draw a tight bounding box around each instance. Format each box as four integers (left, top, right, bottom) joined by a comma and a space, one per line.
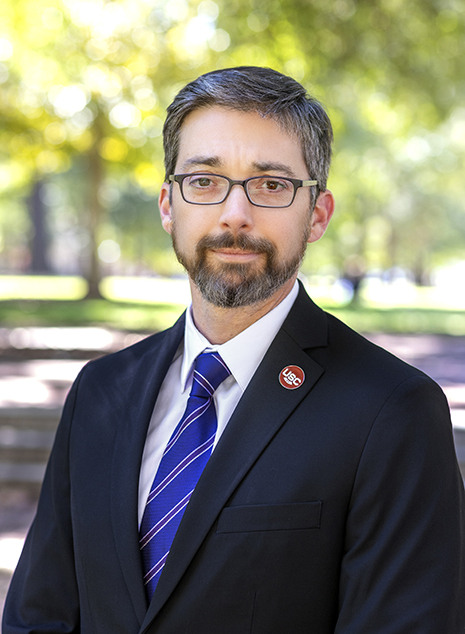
0, 299, 184, 333
0, 275, 464, 335
1, 298, 465, 337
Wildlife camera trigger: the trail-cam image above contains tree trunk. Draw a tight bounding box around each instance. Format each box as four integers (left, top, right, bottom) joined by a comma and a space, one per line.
85, 131, 105, 299
28, 179, 51, 273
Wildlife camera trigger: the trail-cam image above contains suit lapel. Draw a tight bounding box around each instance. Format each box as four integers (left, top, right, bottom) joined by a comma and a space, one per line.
140, 286, 328, 630
110, 314, 185, 623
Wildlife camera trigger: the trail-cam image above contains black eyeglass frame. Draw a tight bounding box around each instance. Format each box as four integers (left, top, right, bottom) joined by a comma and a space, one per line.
168, 173, 319, 208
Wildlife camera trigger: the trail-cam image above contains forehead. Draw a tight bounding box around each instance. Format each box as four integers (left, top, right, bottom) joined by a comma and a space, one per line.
175, 106, 307, 175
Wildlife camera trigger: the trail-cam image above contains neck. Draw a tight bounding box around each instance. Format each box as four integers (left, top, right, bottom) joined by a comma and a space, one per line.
189, 277, 297, 344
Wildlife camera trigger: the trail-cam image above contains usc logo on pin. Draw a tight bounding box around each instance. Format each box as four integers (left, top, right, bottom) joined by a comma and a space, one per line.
279, 365, 305, 390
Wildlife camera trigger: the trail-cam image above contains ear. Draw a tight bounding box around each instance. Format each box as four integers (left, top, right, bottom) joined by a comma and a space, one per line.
159, 182, 173, 235
308, 190, 335, 244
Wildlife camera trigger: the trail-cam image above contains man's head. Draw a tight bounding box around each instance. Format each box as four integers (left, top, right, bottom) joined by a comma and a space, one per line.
162, 66, 333, 209
159, 67, 335, 309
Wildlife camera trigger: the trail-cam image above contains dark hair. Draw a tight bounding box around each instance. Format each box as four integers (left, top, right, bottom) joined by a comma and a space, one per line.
162, 66, 333, 206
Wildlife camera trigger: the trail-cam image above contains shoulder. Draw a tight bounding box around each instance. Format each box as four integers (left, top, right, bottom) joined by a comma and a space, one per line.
326, 310, 428, 381
289, 284, 431, 387
288, 288, 445, 417
320, 314, 453, 455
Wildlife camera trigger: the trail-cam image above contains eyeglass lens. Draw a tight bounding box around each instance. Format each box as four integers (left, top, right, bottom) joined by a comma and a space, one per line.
181, 174, 295, 207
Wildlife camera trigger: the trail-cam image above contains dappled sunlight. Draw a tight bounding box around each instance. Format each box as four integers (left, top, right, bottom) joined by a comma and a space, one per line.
0, 357, 84, 407
0, 276, 87, 301
1, 327, 116, 351
361, 278, 465, 311
0, 374, 57, 407
0, 535, 24, 573
100, 275, 191, 305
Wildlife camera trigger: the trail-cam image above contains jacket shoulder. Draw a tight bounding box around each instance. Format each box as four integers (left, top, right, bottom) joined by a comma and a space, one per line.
322, 310, 442, 398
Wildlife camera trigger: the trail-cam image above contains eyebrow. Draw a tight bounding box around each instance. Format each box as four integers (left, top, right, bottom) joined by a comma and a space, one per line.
179, 157, 298, 178
179, 156, 222, 171
251, 161, 297, 178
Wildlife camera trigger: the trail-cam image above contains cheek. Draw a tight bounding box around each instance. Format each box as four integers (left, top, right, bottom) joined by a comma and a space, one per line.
180, 208, 215, 239
274, 223, 311, 260
172, 214, 205, 253
271, 223, 306, 252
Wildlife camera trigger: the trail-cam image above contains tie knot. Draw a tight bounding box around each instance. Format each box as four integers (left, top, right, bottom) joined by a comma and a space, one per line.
191, 351, 231, 399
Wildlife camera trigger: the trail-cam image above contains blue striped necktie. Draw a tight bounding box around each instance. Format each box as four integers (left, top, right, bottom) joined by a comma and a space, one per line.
139, 351, 231, 599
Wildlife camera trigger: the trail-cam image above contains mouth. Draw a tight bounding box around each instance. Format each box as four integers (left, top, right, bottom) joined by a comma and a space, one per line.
211, 248, 263, 263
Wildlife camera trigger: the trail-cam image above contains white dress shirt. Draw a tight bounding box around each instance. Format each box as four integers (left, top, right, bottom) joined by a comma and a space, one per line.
138, 280, 299, 524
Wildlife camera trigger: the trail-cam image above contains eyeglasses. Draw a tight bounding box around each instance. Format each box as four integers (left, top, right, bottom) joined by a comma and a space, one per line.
169, 173, 318, 208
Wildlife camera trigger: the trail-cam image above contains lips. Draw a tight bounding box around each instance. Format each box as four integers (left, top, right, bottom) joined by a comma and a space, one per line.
210, 246, 263, 262
214, 248, 259, 255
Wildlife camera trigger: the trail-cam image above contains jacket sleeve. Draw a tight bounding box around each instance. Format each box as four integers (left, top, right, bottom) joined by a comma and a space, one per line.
2, 375, 83, 634
335, 375, 465, 633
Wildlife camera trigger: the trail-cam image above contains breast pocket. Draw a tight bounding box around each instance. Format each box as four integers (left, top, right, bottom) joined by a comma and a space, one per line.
216, 501, 322, 533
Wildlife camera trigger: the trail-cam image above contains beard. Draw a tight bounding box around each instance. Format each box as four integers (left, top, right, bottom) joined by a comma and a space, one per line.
171, 228, 309, 308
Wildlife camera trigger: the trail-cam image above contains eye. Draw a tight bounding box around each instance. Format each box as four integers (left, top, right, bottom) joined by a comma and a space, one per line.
254, 178, 290, 192
265, 180, 283, 191
186, 174, 219, 188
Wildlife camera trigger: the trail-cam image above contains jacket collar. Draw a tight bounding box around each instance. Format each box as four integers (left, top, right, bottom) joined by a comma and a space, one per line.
110, 313, 186, 624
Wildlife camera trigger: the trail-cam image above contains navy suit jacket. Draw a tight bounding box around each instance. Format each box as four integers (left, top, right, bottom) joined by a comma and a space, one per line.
4, 285, 465, 633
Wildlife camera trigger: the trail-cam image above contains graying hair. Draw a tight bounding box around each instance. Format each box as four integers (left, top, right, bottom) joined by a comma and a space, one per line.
162, 66, 333, 208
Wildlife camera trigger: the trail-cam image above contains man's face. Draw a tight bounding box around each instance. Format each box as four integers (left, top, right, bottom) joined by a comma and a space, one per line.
159, 106, 331, 308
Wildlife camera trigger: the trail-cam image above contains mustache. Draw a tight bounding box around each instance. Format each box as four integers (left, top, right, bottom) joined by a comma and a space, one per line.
196, 232, 275, 255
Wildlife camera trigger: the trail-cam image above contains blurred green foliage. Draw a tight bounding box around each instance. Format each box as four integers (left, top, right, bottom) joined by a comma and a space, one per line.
0, 0, 464, 294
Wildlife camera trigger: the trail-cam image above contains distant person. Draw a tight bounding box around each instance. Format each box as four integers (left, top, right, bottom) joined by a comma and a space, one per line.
3, 66, 465, 633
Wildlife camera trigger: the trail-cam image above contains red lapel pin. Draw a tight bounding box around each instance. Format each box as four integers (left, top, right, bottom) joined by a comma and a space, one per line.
279, 365, 305, 390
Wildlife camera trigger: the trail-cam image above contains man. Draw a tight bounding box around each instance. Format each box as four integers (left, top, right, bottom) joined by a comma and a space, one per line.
4, 66, 465, 633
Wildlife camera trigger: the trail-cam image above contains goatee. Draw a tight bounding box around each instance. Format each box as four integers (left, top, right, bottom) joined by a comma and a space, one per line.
172, 230, 308, 308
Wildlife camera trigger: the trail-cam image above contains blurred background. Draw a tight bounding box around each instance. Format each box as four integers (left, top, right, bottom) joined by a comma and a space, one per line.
1, 0, 465, 614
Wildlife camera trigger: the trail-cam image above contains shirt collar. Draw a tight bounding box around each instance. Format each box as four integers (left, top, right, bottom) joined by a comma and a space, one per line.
181, 280, 299, 393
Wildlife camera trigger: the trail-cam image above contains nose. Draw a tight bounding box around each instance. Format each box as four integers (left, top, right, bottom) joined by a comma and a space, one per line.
218, 183, 254, 233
